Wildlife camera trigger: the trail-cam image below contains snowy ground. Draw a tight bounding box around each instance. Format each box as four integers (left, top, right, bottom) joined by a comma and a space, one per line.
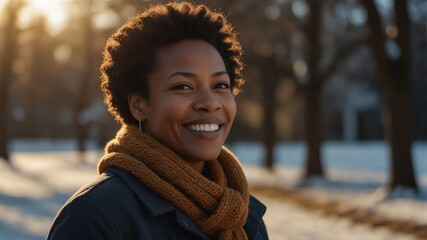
0, 140, 426, 240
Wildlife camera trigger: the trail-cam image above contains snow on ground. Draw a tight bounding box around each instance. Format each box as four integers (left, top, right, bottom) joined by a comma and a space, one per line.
0, 140, 426, 240
0, 151, 103, 240
257, 194, 419, 240
231, 141, 427, 229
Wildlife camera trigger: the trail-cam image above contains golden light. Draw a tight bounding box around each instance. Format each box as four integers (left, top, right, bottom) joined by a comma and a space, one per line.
22, 0, 69, 35
31, 0, 50, 10
293, 60, 307, 77
386, 23, 398, 39
0, 1, 6, 10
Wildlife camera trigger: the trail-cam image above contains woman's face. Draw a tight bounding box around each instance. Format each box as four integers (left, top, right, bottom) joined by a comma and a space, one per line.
129, 39, 236, 172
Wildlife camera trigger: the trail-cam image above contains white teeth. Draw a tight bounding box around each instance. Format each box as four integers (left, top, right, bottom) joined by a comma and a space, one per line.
188, 124, 219, 132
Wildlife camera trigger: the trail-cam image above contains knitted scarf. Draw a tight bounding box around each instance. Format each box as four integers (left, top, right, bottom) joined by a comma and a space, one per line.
97, 124, 249, 240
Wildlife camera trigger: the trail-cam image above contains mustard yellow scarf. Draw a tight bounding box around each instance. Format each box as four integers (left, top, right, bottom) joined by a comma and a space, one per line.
98, 124, 249, 239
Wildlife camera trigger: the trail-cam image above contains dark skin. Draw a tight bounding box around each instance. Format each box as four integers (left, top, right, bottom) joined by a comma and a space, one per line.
128, 39, 236, 173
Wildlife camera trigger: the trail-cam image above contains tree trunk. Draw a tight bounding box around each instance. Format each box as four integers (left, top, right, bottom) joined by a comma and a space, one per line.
304, 87, 324, 177
74, 0, 94, 155
304, 0, 324, 178
0, 0, 22, 161
263, 103, 275, 171
389, 81, 417, 190
388, 0, 418, 190
360, 0, 418, 191
262, 56, 278, 170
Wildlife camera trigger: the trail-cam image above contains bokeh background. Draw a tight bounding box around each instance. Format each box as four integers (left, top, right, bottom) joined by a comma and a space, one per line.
0, 0, 426, 239
1, 0, 426, 187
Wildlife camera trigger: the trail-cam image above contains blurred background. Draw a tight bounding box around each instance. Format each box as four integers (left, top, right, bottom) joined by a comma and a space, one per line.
1, 0, 426, 186
0, 0, 426, 239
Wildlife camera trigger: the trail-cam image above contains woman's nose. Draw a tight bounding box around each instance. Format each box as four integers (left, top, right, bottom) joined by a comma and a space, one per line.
193, 90, 221, 112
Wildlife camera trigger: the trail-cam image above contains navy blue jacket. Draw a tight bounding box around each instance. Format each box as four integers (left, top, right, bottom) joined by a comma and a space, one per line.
47, 167, 268, 239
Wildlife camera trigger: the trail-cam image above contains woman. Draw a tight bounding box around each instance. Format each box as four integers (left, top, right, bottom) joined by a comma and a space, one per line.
47, 2, 268, 240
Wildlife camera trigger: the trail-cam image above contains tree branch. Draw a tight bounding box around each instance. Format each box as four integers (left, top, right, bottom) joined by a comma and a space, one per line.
319, 37, 368, 84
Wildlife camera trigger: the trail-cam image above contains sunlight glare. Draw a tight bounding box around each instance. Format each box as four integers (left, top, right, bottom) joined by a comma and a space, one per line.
25, 0, 68, 35
0, 0, 6, 10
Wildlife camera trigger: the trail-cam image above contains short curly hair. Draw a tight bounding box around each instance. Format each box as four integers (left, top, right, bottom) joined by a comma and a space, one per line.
100, 2, 244, 125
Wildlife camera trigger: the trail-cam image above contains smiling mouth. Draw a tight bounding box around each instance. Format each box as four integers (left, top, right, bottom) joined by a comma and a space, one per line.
187, 123, 220, 132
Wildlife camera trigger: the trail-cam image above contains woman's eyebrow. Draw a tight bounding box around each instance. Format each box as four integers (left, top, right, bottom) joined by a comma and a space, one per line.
166, 72, 196, 80
212, 71, 228, 77
166, 71, 229, 81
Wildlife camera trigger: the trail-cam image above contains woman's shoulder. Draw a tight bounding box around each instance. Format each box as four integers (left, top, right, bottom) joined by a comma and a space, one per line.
49, 167, 210, 240
67, 168, 134, 205
63, 167, 166, 217
60, 167, 188, 224
47, 171, 128, 239
48, 168, 162, 239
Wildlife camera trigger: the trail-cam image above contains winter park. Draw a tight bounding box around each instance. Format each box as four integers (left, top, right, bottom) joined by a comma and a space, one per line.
1, 141, 427, 239
0, 0, 426, 240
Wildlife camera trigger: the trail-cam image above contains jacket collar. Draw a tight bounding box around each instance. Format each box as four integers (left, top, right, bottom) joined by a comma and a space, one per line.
106, 167, 209, 240
249, 195, 266, 219
105, 167, 266, 239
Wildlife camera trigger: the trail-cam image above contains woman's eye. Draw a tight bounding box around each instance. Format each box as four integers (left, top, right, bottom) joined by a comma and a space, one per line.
171, 83, 192, 90
215, 82, 230, 89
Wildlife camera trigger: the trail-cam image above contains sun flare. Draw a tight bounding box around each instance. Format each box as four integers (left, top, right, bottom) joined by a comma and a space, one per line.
31, 0, 51, 11
24, 0, 69, 35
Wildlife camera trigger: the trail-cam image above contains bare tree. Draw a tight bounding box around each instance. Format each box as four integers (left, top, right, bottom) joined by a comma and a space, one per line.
0, 0, 23, 162
302, 0, 325, 177
217, 0, 366, 172
300, 0, 367, 178
73, 0, 95, 154
360, 0, 418, 191
261, 55, 280, 170
28, 17, 56, 138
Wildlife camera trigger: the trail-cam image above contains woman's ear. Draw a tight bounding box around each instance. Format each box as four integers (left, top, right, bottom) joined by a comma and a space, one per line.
128, 94, 147, 121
